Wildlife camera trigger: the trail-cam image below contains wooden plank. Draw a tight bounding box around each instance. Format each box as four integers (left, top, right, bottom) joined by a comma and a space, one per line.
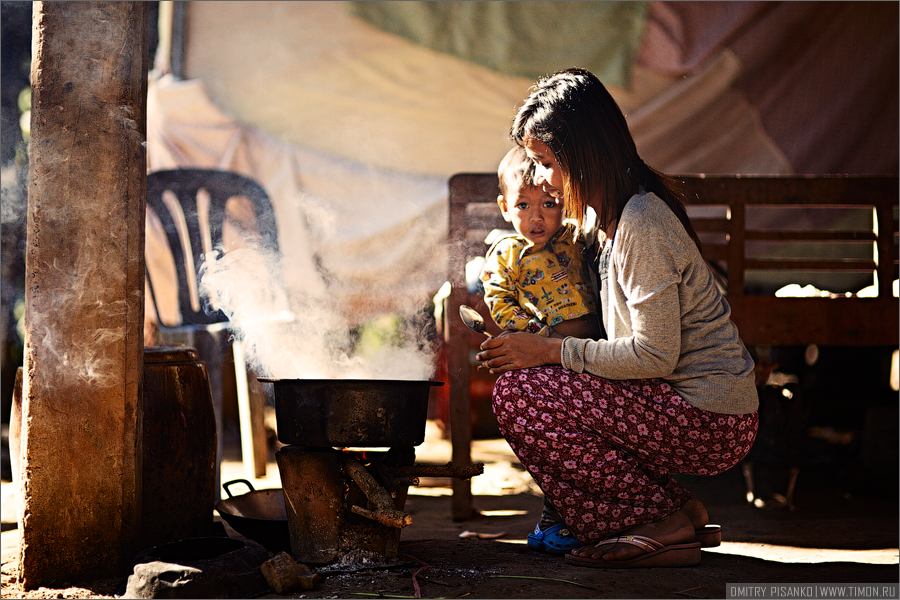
677, 175, 899, 207
692, 218, 733, 232
728, 200, 746, 295
743, 258, 877, 272
447, 174, 498, 521
23, 1, 150, 586
727, 296, 899, 347
745, 230, 878, 242
700, 245, 730, 262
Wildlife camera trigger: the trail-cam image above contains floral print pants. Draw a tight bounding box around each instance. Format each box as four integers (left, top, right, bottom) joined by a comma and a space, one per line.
492, 366, 758, 543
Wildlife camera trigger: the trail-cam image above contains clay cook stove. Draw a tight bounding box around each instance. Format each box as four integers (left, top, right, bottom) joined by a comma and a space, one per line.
260, 378, 483, 565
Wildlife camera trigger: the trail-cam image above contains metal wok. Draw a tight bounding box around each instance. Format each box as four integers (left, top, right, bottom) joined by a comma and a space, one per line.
259, 378, 444, 447
215, 479, 290, 553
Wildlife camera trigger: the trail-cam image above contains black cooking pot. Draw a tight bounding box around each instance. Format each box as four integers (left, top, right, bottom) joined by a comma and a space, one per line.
259, 378, 444, 447
215, 479, 290, 553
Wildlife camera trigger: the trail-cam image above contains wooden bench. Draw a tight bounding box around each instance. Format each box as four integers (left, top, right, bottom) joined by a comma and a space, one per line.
443, 173, 899, 519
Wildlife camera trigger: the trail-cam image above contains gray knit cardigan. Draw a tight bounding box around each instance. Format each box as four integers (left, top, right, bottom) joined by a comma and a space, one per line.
561, 191, 759, 415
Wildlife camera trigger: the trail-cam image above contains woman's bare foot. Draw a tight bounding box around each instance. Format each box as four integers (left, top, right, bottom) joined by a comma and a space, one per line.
569, 509, 696, 562
682, 497, 709, 530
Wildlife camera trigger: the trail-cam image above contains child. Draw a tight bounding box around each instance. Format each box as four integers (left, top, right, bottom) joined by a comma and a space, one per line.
480, 146, 601, 340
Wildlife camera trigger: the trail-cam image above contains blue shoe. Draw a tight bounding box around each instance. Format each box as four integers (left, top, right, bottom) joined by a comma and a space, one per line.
526, 522, 580, 555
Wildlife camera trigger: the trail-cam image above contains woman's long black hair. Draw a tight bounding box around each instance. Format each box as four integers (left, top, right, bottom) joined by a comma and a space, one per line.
510, 67, 700, 249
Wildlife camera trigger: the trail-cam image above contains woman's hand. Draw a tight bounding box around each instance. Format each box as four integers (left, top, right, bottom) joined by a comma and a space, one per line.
475, 331, 564, 374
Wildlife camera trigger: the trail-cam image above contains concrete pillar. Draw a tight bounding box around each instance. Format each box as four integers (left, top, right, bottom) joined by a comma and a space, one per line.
19, 1, 149, 587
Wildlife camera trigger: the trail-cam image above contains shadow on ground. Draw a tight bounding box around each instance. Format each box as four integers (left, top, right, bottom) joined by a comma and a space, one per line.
2, 423, 898, 599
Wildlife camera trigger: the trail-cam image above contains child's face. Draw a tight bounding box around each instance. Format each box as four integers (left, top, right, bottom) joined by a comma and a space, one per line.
523, 137, 564, 201
498, 180, 563, 246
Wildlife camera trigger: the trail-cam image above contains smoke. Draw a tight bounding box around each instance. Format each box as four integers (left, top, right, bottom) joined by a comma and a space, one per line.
33, 321, 124, 389
197, 242, 438, 381
1, 163, 26, 225
29, 253, 127, 390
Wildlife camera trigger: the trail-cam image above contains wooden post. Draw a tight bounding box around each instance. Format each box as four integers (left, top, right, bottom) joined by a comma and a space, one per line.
447, 174, 490, 521
20, 1, 149, 587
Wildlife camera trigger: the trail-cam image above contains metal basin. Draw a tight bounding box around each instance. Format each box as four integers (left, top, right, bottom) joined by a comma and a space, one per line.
215, 479, 290, 553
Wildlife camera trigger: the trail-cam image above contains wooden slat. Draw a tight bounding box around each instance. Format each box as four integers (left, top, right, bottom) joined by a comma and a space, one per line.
745, 230, 878, 242
726, 296, 898, 347
677, 175, 899, 206
700, 245, 729, 262
447, 173, 499, 521
692, 218, 733, 233
744, 258, 877, 272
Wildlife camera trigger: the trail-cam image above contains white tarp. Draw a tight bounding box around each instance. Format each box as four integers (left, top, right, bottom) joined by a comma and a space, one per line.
146, 1, 895, 329
147, 2, 801, 326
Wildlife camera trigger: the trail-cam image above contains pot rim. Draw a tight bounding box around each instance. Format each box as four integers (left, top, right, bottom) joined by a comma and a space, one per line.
258, 378, 444, 386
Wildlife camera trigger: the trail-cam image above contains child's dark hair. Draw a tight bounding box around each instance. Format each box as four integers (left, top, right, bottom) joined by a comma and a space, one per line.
510, 67, 700, 249
497, 145, 537, 199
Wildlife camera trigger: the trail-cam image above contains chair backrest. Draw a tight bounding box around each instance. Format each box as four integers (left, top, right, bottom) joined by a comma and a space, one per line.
675, 175, 898, 298
146, 168, 279, 327
447, 173, 505, 295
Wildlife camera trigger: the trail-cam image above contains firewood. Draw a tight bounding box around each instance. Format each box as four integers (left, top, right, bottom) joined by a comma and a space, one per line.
344, 456, 414, 528
261, 552, 320, 594
391, 462, 485, 480
350, 504, 413, 529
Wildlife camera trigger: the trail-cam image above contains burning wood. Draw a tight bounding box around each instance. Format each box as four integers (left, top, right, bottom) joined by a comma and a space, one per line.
343, 456, 413, 529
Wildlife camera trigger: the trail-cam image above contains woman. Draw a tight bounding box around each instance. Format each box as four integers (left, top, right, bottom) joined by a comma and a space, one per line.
476, 68, 759, 568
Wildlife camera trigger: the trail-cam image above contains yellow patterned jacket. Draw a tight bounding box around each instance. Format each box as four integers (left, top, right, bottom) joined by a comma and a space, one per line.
480, 225, 596, 336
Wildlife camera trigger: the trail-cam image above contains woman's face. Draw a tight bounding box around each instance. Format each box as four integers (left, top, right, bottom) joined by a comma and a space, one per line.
523, 137, 565, 201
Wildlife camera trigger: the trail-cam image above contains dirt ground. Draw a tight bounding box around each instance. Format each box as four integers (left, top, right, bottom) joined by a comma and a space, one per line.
3, 422, 898, 599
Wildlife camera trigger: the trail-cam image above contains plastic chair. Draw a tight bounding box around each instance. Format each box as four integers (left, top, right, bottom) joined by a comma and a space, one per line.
145, 168, 279, 489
